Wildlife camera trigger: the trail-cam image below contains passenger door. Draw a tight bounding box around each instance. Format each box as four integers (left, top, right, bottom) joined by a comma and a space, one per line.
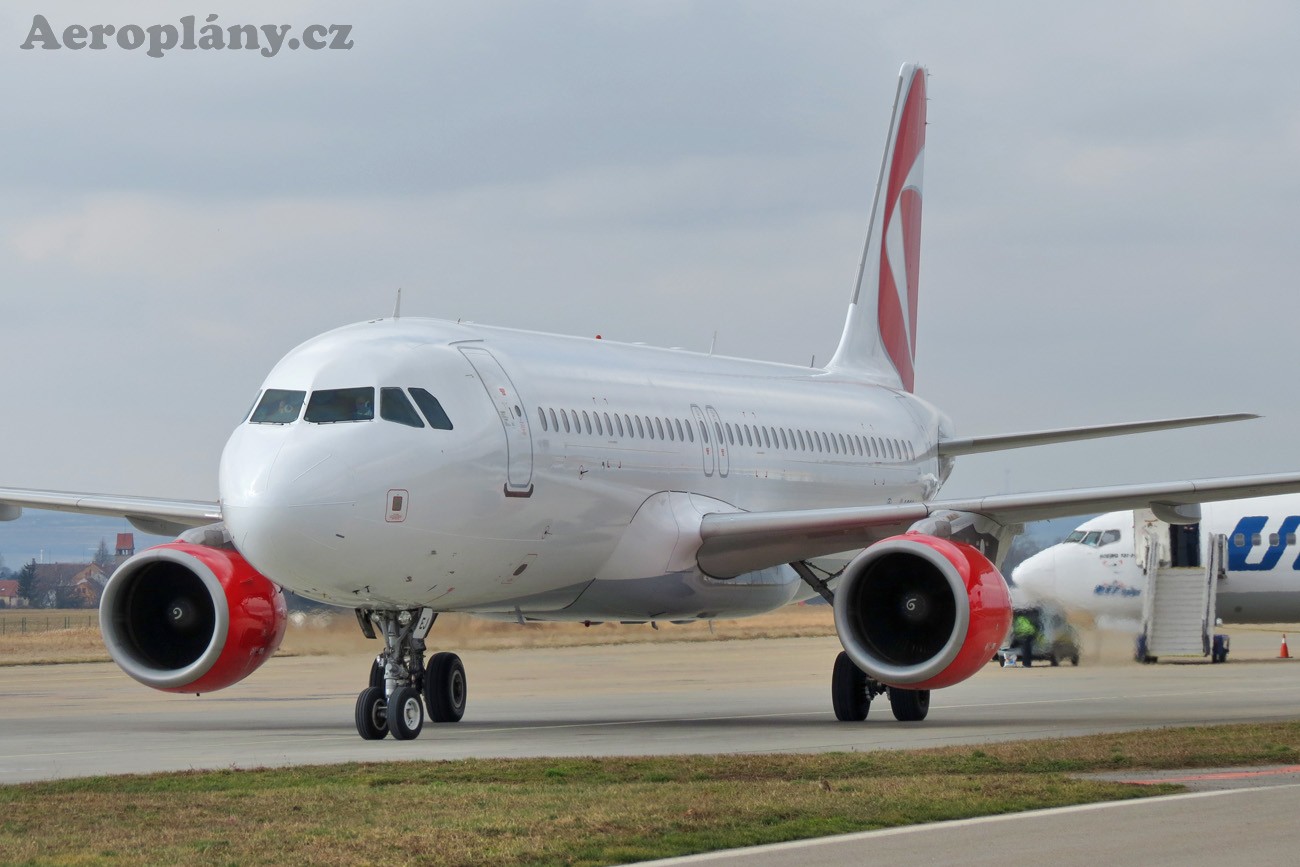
459, 347, 534, 496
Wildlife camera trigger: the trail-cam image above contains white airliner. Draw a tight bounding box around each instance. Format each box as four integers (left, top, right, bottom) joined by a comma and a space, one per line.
5, 64, 1300, 741
1014, 495, 1300, 624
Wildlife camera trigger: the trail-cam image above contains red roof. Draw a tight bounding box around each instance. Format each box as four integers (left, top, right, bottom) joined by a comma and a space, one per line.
0, 580, 19, 597
116, 533, 135, 549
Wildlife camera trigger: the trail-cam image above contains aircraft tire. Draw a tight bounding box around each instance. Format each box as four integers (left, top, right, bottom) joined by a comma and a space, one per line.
831, 651, 870, 721
355, 687, 388, 740
888, 688, 930, 722
426, 652, 467, 723
389, 686, 424, 740
369, 656, 384, 689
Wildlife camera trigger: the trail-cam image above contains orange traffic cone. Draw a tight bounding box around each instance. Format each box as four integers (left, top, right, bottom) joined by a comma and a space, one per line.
1280, 634, 1291, 659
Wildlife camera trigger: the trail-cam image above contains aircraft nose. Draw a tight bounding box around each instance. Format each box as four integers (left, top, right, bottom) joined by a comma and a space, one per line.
219, 427, 359, 585
1011, 547, 1058, 602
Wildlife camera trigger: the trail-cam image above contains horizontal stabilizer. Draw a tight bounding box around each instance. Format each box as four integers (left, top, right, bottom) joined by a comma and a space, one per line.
937, 413, 1257, 458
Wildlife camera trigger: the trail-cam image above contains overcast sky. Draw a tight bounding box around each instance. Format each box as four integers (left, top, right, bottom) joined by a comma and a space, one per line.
2, 0, 1298, 529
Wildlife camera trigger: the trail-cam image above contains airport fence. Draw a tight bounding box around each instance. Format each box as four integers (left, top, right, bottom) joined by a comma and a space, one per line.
0, 614, 97, 634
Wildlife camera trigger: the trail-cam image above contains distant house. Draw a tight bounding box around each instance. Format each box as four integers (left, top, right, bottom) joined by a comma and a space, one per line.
31, 563, 108, 609
0, 579, 20, 608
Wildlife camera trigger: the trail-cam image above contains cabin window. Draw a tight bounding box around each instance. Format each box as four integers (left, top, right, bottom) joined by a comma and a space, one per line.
665, 418, 675, 441
685, 420, 695, 442
779, 429, 789, 450
887, 439, 896, 460
624, 414, 634, 437
655, 417, 665, 440
380, 388, 425, 428
1253, 533, 1262, 546
613, 414, 624, 437
724, 423, 734, 445
1232, 533, 1245, 547
594, 413, 603, 435
1270, 533, 1280, 547
675, 418, 685, 441
1289, 534, 1297, 546
538, 408, 549, 432
561, 411, 571, 433
699, 420, 708, 443
837, 433, 846, 454
635, 416, 645, 438
250, 389, 306, 424
582, 411, 592, 434
796, 430, 805, 450
761, 427, 771, 449
570, 410, 580, 433
305, 387, 374, 424
603, 412, 613, 435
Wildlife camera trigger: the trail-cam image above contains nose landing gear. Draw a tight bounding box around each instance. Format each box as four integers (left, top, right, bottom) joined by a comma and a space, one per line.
352, 607, 466, 740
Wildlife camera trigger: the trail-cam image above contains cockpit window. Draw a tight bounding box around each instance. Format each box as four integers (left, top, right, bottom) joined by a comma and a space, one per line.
1064, 530, 1086, 544
380, 388, 424, 428
1099, 529, 1121, 546
249, 389, 306, 424
409, 388, 453, 430
305, 387, 375, 423
1082, 531, 1102, 547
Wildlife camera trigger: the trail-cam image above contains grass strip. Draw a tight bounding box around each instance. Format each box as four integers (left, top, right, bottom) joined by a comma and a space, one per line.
3, 721, 1298, 865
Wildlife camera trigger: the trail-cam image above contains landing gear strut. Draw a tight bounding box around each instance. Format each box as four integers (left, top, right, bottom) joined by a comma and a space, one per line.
352, 607, 467, 740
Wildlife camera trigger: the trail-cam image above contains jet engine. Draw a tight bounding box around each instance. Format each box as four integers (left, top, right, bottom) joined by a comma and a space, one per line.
99, 542, 286, 694
833, 534, 1011, 690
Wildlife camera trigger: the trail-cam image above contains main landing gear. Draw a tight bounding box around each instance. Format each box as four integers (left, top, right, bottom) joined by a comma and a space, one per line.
352, 607, 467, 741
831, 650, 930, 723
789, 562, 931, 724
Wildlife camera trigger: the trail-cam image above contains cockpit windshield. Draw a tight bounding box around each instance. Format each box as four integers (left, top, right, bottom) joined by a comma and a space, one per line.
249, 389, 306, 424
1063, 529, 1120, 548
305, 387, 375, 423
380, 388, 424, 428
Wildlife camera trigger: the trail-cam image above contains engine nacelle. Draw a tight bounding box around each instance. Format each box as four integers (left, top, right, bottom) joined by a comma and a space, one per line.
833, 533, 1011, 690
99, 542, 287, 694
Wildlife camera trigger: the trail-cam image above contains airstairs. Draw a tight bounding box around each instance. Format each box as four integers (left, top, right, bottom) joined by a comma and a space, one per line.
1136, 520, 1224, 663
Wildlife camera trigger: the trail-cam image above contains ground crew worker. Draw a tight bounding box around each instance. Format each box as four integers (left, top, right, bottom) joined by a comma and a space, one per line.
1012, 612, 1038, 667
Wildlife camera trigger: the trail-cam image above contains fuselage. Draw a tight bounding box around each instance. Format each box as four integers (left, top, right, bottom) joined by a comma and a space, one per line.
1013, 495, 1300, 623
219, 317, 951, 620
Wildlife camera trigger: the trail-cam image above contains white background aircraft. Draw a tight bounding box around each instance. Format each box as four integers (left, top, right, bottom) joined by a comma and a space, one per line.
5, 65, 1300, 741
1014, 494, 1300, 624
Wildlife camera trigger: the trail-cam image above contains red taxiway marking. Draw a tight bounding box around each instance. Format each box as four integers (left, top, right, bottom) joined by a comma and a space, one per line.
1124, 765, 1300, 785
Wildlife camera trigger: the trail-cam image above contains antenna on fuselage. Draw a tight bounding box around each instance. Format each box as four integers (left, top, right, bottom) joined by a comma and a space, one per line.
393, 288, 402, 320
708, 331, 718, 356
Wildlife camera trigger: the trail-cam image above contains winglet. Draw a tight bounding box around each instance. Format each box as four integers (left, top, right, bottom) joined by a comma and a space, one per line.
828, 63, 927, 390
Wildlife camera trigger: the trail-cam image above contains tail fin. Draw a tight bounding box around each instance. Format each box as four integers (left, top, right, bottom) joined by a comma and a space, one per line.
827, 63, 927, 391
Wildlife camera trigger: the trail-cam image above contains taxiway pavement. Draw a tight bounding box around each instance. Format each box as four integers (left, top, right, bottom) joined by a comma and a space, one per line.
2, 632, 1297, 783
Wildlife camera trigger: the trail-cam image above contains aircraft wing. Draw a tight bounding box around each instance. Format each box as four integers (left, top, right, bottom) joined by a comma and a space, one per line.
697, 471, 1300, 577
0, 487, 220, 538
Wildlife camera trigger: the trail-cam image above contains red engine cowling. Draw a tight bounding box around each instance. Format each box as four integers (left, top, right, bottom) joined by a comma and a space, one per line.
99, 542, 287, 694
833, 533, 1011, 690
